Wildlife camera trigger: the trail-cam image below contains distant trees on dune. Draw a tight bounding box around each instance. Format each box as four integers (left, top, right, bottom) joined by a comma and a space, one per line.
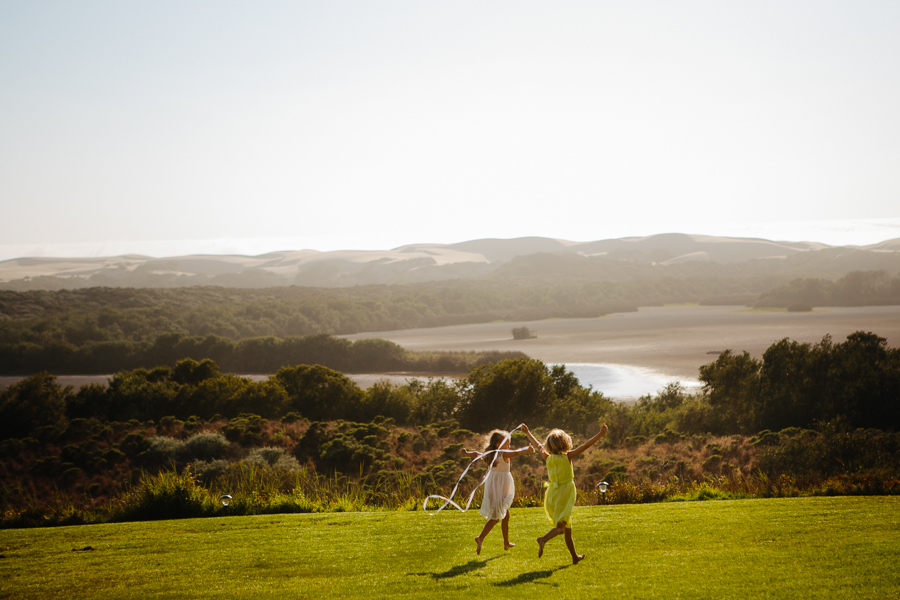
0, 276, 766, 375
0, 330, 524, 377
1, 270, 897, 376
2, 271, 895, 363
755, 270, 900, 308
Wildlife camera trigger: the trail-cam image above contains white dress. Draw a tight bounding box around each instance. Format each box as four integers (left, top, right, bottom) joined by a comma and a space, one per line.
479, 454, 515, 520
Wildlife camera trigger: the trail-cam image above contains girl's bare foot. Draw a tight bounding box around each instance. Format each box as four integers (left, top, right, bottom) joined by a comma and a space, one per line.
572, 553, 585, 565
537, 537, 546, 558
504, 541, 515, 550
475, 536, 483, 555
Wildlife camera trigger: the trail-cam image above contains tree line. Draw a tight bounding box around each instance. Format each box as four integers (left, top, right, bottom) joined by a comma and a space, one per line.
3, 331, 897, 446
0, 328, 524, 376
0, 357, 612, 440
0, 276, 775, 346
755, 270, 900, 309
0, 274, 790, 375
4, 271, 896, 376
598, 331, 900, 443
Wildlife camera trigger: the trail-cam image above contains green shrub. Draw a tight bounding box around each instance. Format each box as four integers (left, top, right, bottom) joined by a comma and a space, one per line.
120, 432, 149, 457
223, 414, 265, 446
192, 459, 231, 483
113, 469, 216, 522
245, 447, 301, 471
603, 465, 628, 482
701, 455, 723, 472
750, 430, 781, 447
143, 436, 185, 466
654, 429, 684, 445
183, 432, 231, 461
280, 412, 303, 423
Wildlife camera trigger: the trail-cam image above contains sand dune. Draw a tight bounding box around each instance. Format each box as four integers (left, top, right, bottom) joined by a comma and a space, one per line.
3, 234, 898, 289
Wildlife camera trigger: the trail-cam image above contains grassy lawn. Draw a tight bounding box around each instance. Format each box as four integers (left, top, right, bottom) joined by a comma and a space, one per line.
2, 496, 898, 599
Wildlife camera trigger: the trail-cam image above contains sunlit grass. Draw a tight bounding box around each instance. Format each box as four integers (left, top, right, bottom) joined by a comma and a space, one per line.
2, 497, 897, 599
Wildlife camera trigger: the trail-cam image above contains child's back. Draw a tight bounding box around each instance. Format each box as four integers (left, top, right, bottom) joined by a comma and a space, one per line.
544, 454, 576, 525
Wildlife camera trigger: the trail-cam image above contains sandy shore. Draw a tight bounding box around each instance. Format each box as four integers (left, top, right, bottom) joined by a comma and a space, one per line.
342, 305, 900, 379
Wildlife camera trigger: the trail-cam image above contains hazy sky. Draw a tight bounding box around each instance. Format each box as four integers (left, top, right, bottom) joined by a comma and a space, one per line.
2, 1, 899, 258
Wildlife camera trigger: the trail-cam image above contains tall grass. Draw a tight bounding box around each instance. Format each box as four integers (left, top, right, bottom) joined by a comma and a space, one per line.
4, 463, 899, 528
112, 469, 218, 522
4, 419, 900, 529
103, 462, 448, 523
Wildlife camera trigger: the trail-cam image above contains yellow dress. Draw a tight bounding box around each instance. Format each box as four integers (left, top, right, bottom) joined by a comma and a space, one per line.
544, 454, 576, 526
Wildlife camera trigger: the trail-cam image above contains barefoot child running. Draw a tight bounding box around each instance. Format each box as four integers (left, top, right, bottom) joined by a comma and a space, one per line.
461, 429, 534, 555
521, 423, 609, 565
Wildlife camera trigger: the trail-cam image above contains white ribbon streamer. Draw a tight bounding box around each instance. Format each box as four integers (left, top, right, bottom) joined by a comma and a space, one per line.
423, 424, 528, 516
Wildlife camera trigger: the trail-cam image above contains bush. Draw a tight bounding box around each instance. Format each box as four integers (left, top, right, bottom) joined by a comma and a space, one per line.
142, 436, 185, 466
512, 326, 535, 340
245, 447, 301, 471
0, 372, 71, 440
223, 414, 265, 446
183, 432, 232, 461
113, 469, 216, 522
192, 459, 231, 483
701, 455, 723, 473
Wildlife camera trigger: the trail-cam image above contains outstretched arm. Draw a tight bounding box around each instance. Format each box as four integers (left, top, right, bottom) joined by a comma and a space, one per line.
461, 448, 482, 460
520, 424, 549, 459
567, 423, 609, 458
502, 445, 534, 458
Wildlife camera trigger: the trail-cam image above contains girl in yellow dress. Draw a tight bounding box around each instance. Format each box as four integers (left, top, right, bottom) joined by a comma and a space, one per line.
522, 422, 608, 564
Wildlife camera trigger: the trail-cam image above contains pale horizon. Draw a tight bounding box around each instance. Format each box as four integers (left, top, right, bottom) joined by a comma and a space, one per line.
1, 216, 898, 263
2, 2, 898, 259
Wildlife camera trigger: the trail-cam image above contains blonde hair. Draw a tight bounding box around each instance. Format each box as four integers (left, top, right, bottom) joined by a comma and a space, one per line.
544, 429, 573, 455
483, 429, 509, 452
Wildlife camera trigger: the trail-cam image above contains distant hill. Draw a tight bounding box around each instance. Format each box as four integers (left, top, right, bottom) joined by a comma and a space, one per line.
1, 233, 899, 290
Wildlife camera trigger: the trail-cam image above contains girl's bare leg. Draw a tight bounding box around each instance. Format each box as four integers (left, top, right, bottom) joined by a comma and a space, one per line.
501, 512, 514, 550
475, 519, 498, 555
537, 521, 566, 558
564, 527, 584, 564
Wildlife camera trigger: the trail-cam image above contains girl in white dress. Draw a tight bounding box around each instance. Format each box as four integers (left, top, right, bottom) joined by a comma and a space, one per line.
461, 429, 534, 555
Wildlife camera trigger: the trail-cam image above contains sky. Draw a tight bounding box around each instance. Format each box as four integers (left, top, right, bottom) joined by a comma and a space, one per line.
1, 1, 899, 260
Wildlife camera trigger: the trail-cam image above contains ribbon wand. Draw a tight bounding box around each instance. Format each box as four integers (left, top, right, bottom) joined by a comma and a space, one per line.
423, 424, 528, 515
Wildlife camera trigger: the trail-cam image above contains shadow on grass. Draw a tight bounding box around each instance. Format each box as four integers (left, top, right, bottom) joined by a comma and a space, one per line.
494, 564, 570, 587
410, 556, 503, 580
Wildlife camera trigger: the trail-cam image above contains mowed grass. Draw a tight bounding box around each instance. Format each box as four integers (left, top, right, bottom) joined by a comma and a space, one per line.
2, 497, 898, 599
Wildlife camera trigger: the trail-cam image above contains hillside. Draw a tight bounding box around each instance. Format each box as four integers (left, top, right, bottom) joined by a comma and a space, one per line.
2, 233, 899, 290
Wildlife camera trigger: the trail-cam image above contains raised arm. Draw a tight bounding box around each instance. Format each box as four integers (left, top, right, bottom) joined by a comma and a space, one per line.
520, 424, 549, 459
567, 423, 609, 458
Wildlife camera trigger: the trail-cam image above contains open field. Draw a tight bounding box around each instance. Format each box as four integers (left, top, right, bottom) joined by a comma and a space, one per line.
343, 305, 900, 380
1, 497, 897, 599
